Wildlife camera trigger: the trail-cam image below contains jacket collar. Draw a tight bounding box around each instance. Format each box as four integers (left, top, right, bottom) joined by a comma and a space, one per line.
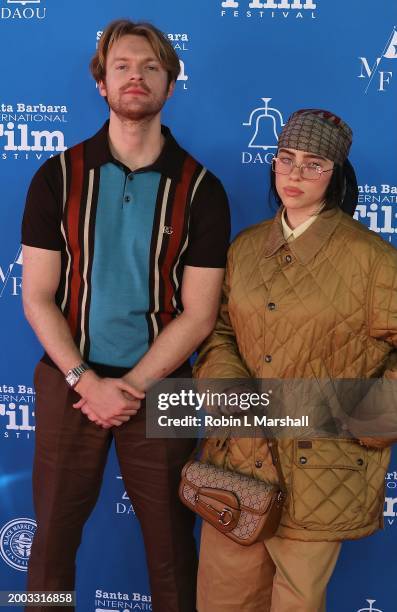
84, 120, 186, 180
264, 206, 344, 265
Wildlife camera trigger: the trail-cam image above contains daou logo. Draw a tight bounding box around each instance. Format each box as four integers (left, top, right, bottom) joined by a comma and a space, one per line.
0, 518, 37, 572
115, 476, 136, 515
221, 0, 317, 19
358, 27, 397, 93
1, 0, 46, 20
242, 98, 285, 165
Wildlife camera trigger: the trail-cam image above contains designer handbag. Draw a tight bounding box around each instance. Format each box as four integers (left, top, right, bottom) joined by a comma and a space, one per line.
179, 439, 287, 546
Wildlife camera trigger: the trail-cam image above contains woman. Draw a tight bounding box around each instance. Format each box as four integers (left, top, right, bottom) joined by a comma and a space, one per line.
193, 109, 397, 612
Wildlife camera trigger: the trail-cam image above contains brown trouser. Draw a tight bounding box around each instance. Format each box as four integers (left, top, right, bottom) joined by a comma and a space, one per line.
26, 362, 197, 612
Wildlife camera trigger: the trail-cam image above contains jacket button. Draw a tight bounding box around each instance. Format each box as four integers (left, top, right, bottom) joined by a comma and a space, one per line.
255, 460, 263, 468
264, 355, 272, 363
268, 302, 276, 310
285, 254, 292, 263
299, 456, 307, 464
357, 458, 364, 466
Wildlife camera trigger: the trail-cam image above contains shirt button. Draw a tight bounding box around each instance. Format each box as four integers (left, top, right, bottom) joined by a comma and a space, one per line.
255, 460, 263, 468
268, 302, 276, 310
124, 195, 131, 203
285, 254, 292, 263
128, 174, 134, 181
264, 355, 272, 363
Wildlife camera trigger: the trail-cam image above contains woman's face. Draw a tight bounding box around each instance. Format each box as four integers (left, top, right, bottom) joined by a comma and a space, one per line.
274, 147, 334, 216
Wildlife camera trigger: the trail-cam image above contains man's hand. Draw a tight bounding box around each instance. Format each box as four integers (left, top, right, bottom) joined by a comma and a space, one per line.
358, 436, 397, 449
73, 371, 145, 428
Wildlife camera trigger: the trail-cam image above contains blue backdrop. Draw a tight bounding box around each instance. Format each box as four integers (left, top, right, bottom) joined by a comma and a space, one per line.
1, 1, 396, 610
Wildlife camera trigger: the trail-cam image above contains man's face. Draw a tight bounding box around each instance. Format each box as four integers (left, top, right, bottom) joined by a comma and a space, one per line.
99, 34, 174, 121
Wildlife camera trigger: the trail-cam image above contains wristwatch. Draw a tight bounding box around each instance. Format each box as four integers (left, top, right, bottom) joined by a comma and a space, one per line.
65, 362, 90, 388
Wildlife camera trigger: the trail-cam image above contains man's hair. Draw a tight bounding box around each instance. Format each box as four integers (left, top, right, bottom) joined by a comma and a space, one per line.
90, 19, 180, 86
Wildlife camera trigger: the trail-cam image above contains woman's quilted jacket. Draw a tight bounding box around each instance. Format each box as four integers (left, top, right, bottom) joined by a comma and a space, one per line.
193, 207, 397, 541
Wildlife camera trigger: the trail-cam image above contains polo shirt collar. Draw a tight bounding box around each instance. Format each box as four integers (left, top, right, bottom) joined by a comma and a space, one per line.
84, 120, 186, 180
264, 206, 343, 265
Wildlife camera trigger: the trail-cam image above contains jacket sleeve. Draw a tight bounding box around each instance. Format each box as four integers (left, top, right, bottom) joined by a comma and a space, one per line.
368, 248, 397, 379
193, 243, 252, 380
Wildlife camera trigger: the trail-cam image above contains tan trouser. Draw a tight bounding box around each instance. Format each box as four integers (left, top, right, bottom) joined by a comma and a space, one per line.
197, 522, 341, 612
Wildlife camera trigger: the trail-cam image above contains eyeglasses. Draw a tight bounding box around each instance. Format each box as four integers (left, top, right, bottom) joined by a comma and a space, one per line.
272, 156, 334, 181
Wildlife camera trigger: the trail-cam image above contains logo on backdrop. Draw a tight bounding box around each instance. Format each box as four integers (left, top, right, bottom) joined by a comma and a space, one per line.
354, 183, 397, 243
0, 101, 68, 161
242, 98, 285, 165
0, 382, 35, 440
96, 31, 189, 91
358, 27, 397, 93
384, 471, 397, 525
356, 600, 383, 612
220, 0, 318, 20
0, 246, 22, 298
0, 518, 36, 571
115, 476, 136, 516
95, 589, 152, 611
1, 0, 46, 20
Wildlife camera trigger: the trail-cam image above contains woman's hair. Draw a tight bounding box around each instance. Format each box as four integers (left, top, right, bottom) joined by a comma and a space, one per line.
269, 159, 358, 216
90, 19, 180, 86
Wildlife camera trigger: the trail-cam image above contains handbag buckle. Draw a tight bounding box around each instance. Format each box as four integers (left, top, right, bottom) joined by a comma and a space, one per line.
218, 508, 233, 526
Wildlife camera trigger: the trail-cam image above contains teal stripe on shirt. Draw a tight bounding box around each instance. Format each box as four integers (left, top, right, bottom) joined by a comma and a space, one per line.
88, 163, 161, 367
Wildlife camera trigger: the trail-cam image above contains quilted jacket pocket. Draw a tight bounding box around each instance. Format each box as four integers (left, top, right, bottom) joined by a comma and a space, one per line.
290, 439, 368, 531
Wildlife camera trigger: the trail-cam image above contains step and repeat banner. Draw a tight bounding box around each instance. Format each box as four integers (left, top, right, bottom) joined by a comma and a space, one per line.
1, 1, 397, 610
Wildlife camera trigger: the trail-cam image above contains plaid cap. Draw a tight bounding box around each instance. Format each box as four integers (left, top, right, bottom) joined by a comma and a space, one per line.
278, 109, 353, 165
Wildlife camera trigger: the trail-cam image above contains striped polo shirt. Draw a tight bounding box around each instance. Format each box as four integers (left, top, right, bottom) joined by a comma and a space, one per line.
22, 122, 230, 371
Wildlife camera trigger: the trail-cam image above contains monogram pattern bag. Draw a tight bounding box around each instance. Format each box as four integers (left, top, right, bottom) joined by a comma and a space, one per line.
179, 440, 287, 546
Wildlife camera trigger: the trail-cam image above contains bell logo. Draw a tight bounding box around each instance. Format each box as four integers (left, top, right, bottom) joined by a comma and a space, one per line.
357, 600, 383, 612
242, 98, 285, 165
2, 0, 46, 19
358, 27, 397, 93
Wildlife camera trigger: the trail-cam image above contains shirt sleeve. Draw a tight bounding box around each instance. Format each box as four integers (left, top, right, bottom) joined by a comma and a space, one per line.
21, 156, 63, 251
184, 171, 231, 267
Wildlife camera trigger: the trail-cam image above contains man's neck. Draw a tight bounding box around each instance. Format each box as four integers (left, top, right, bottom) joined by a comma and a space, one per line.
107, 112, 164, 172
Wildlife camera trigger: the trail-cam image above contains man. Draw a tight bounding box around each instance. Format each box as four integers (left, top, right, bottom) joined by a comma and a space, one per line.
22, 19, 230, 612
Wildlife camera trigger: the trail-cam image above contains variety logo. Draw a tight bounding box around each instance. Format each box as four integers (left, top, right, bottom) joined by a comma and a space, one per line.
1, 0, 46, 20
220, 0, 318, 20
356, 600, 383, 612
94, 589, 152, 611
242, 97, 285, 165
0, 518, 36, 572
115, 476, 136, 516
354, 184, 397, 243
95, 31, 190, 91
0, 246, 22, 298
358, 27, 397, 93
0, 382, 36, 440
0, 101, 68, 161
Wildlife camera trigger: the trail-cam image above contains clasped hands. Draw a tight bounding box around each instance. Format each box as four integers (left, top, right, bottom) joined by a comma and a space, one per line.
72, 371, 145, 428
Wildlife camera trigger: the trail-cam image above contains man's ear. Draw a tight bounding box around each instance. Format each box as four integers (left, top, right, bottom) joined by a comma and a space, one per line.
166, 80, 175, 99
98, 80, 107, 98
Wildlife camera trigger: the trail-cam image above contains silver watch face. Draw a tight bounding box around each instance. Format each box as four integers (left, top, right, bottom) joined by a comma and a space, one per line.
66, 371, 79, 387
